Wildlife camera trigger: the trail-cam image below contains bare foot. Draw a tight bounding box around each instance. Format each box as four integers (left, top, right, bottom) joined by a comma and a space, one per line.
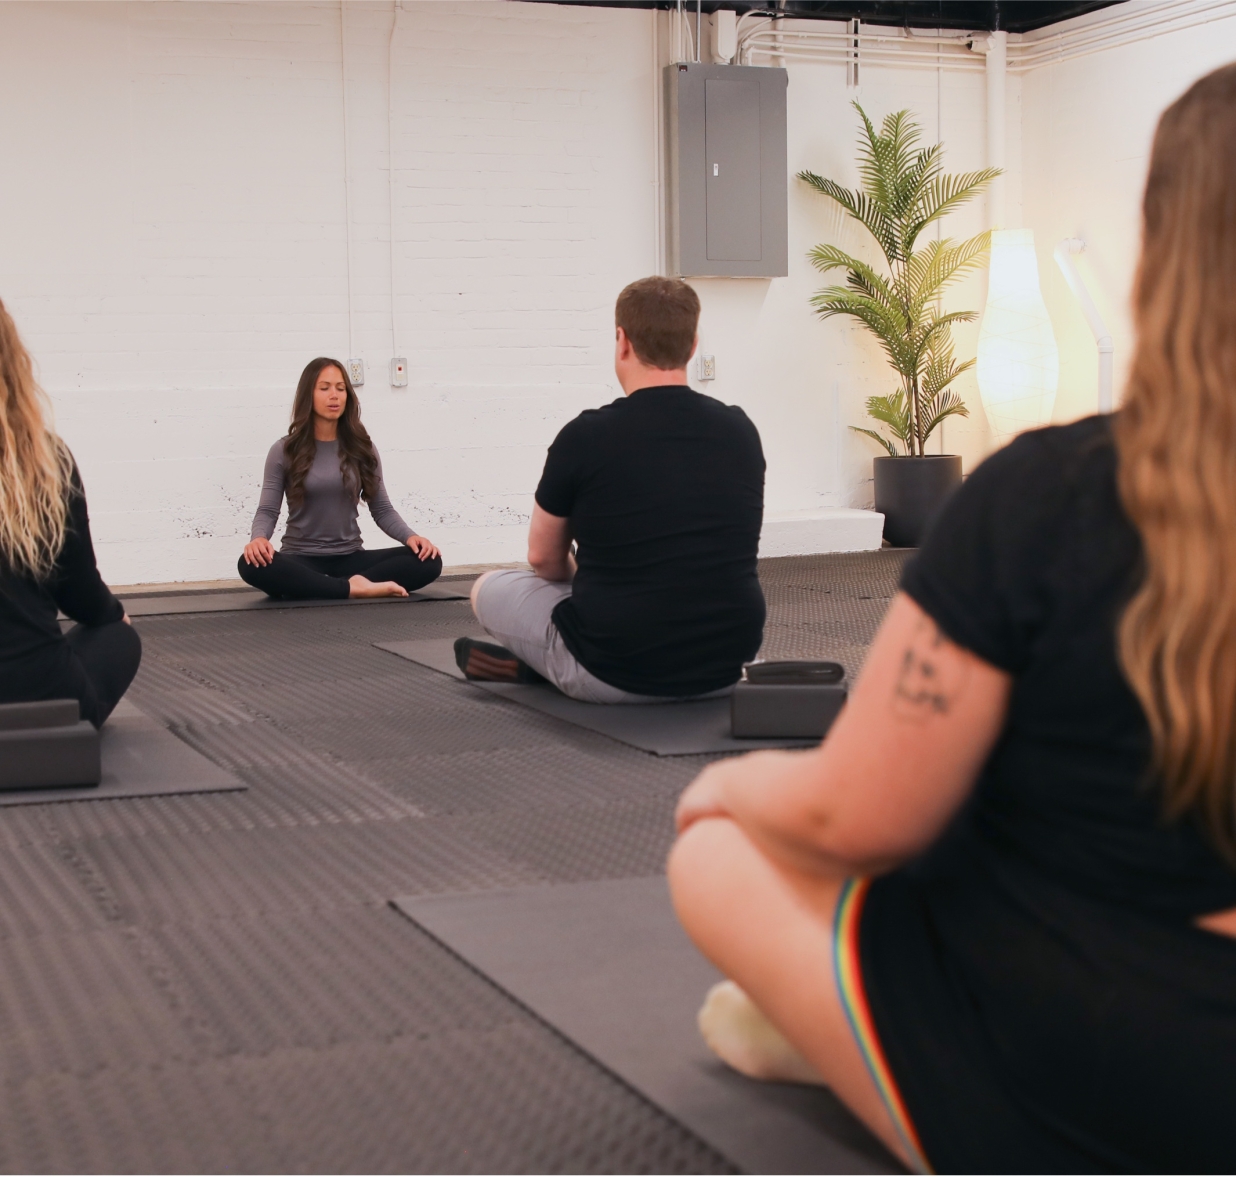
698, 980, 826, 1086
348, 575, 409, 599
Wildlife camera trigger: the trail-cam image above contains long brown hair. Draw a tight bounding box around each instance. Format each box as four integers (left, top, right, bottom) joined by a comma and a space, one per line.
1116, 63, 1236, 858
283, 358, 379, 510
0, 298, 72, 579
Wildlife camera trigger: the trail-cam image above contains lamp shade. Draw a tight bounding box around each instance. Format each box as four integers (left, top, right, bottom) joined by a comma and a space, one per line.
977, 228, 1060, 443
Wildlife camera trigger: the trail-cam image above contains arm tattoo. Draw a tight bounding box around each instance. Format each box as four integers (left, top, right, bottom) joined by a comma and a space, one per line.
892, 618, 968, 722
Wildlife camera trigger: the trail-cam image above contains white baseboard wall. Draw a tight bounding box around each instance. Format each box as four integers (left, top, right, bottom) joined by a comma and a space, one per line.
757, 508, 885, 557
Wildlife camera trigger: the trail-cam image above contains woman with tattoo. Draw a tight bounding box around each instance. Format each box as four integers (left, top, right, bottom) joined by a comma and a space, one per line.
668, 66, 1236, 1173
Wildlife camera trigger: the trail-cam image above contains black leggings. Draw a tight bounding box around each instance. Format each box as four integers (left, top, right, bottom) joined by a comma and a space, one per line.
237, 546, 443, 601
63, 621, 143, 729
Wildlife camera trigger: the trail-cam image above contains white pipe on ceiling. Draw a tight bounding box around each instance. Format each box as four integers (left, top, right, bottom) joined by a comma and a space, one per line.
737, 0, 1236, 73
1013, 0, 1236, 66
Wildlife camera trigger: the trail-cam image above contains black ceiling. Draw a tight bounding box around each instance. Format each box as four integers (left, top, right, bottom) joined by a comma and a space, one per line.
531, 0, 1123, 33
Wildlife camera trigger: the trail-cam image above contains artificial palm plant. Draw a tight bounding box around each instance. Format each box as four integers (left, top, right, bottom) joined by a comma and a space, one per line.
799, 105, 1000, 457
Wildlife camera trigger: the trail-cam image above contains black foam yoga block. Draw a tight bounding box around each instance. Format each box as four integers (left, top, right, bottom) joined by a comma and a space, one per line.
0, 701, 101, 790
730, 680, 847, 738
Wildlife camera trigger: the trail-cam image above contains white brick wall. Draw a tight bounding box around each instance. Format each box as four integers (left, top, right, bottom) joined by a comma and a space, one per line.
10, 1, 1191, 585
0, 1, 657, 581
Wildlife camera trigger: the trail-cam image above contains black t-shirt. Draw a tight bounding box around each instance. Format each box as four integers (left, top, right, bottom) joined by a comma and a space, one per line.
0, 461, 124, 702
859, 416, 1236, 1172
901, 414, 1236, 917
534, 385, 765, 696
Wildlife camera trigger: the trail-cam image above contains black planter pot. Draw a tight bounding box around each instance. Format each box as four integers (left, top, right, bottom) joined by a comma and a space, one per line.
874, 455, 963, 547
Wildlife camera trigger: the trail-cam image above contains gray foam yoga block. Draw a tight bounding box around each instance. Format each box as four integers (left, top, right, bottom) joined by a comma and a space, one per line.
730, 680, 847, 739
0, 698, 81, 731
0, 700, 100, 790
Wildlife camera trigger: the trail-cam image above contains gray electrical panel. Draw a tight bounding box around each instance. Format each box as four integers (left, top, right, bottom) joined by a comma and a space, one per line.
664, 62, 788, 278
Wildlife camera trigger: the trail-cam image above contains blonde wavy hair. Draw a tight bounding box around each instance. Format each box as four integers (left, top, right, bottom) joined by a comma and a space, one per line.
1116, 63, 1236, 859
0, 299, 72, 580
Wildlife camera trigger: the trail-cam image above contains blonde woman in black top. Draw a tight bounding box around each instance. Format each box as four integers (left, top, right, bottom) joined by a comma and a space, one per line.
0, 300, 140, 727
669, 66, 1236, 1172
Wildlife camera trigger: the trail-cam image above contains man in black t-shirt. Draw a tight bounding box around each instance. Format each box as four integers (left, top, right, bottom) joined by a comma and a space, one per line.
459, 276, 766, 702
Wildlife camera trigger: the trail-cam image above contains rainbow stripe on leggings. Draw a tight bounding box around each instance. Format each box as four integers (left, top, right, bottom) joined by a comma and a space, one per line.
833, 877, 933, 1174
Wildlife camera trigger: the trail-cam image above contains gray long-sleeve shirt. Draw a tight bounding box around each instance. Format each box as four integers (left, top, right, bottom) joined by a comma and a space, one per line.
249, 438, 416, 556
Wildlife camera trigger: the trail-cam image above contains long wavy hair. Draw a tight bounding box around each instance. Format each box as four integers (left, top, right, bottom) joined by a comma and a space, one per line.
0, 299, 72, 580
1116, 63, 1236, 859
283, 358, 379, 510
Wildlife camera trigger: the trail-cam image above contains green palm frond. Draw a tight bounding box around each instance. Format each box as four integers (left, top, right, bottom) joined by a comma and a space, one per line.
917, 388, 970, 442
806, 243, 867, 275
914, 309, 980, 354
921, 352, 975, 400
920, 329, 974, 395
851, 426, 900, 457
865, 391, 913, 439
799, 103, 998, 455
809, 289, 915, 374
891, 145, 943, 232
850, 390, 914, 456
856, 107, 921, 228
798, 171, 899, 261
906, 169, 1003, 247
900, 232, 992, 316
808, 245, 898, 312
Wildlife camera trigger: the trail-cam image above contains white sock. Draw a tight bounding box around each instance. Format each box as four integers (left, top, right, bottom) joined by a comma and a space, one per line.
697, 980, 826, 1086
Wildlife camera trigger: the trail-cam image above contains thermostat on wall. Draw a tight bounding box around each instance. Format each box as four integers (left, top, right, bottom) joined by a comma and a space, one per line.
347, 358, 365, 386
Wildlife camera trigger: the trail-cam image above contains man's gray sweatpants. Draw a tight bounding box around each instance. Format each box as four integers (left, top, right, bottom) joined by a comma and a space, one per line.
472, 570, 662, 703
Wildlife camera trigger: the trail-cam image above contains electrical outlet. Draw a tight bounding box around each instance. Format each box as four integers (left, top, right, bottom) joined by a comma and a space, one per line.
698, 354, 717, 381
347, 358, 365, 386
390, 357, 408, 387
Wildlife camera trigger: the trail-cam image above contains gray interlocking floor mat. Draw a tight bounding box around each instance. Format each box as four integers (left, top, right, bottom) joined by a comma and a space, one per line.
394, 878, 902, 1175
0, 698, 246, 807
375, 638, 819, 755
0, 553, 906, 1172
122, 580, 470, 616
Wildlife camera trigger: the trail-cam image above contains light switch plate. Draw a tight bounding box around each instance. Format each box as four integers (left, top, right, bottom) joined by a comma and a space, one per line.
390, 357, 408, 387
347, 358, 365, 386
698, 354, 717, 381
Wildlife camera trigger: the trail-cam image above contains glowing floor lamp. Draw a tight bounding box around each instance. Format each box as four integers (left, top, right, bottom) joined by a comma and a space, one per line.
977, 228, 1060, 444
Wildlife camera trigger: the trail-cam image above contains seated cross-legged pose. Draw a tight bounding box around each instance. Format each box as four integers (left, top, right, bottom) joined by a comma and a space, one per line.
668, 66, 1236, 1175
0, 299, 141, 727
460, 277, 765, 703
240, 357, 441, 600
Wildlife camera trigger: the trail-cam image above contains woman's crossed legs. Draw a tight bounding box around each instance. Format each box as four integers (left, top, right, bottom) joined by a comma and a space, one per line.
668, 817, 915, 1171
63, 620, 143, 728
239, 546, 442, 601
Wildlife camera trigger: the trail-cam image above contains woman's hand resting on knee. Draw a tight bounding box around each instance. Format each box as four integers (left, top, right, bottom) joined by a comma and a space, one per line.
242, 537, 275, 567
676, 751, 804, 833
406, 535, 440, 561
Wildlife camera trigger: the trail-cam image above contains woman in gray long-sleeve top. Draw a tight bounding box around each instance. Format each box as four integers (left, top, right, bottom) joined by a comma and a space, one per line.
239, 357, 442, 600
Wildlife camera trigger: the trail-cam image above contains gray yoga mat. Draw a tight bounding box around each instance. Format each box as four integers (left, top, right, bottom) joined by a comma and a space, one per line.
0, 698, 245, 806
121, 580, 470, 617
392, 878, 901, 1175
374, 638, 818, 756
